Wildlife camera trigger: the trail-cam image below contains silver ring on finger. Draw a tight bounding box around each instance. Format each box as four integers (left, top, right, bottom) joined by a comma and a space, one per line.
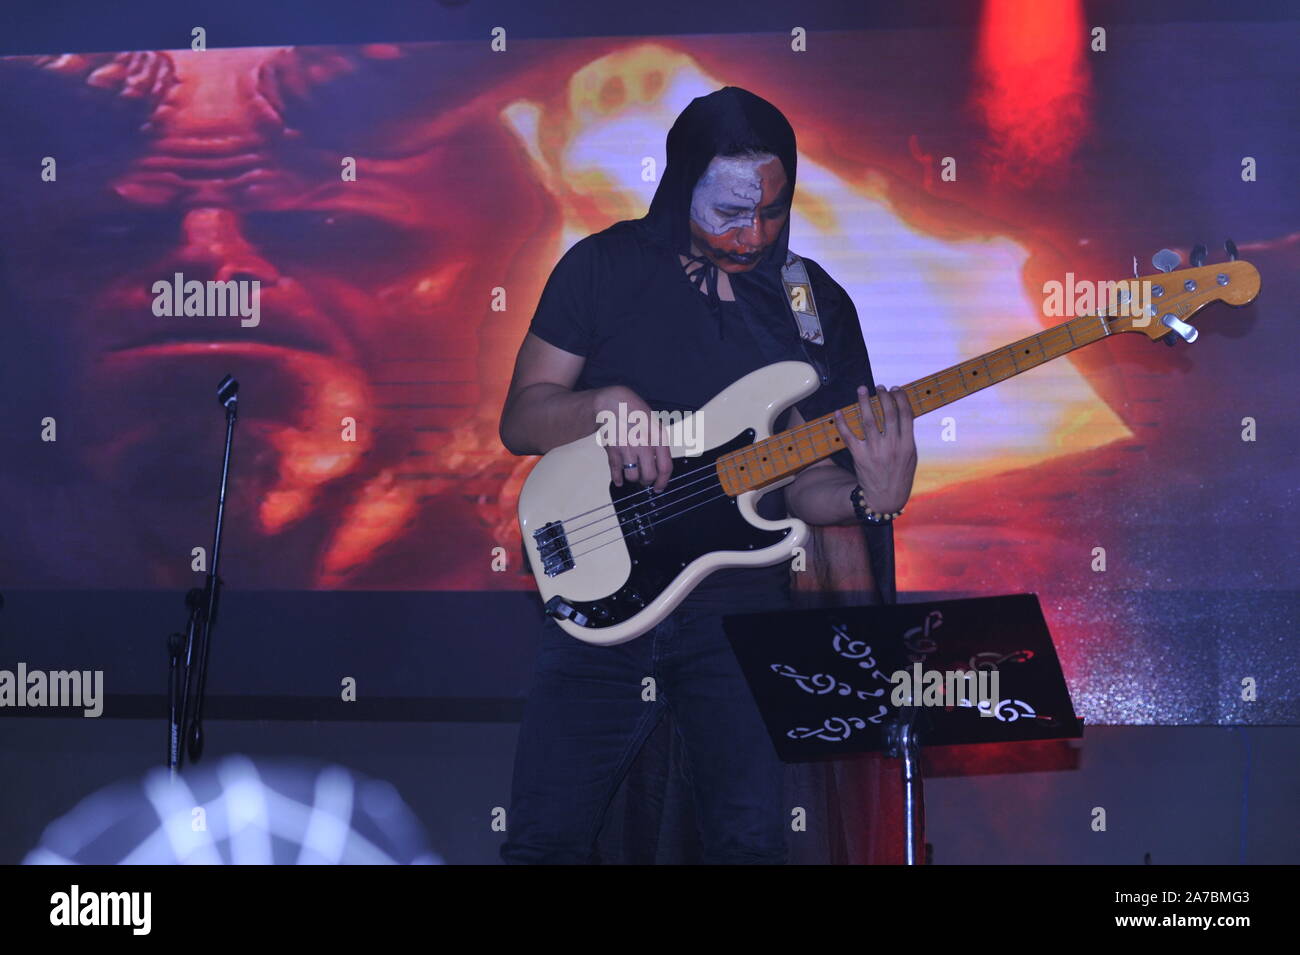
623, 462, 639, 470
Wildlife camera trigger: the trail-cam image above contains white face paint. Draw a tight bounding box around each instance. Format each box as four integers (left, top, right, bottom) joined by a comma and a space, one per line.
689, 153, 780, 236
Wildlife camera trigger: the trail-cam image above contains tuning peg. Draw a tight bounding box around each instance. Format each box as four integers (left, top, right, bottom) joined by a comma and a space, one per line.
1225, 238, 1238, 261
1152, 248, 1181, 273
1190, 243, 1207, 268
1162, 314, 1198, 344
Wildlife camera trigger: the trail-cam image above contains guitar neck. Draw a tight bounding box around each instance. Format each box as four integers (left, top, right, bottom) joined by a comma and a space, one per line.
716, 311, 1114, 495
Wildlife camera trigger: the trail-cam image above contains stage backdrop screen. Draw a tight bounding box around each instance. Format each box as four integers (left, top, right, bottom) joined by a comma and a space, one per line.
1, 21, 1296, 725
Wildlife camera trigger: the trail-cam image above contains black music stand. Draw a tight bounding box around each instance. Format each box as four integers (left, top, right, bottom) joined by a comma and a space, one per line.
724, 593, 1082, 864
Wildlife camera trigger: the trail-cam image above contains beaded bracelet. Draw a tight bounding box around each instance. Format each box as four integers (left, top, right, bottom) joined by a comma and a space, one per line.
851, 484, 903, 524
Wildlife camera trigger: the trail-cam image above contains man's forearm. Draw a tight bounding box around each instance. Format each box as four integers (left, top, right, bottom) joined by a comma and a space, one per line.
785, 462, 860, 526
500, 382, 609, 456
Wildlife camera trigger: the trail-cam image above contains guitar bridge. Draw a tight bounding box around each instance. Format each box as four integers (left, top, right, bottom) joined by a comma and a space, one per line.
533, 520, 574, 577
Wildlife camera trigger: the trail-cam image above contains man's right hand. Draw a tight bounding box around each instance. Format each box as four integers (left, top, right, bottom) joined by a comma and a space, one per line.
595, 385, 674, 492
498, 335, 673, 493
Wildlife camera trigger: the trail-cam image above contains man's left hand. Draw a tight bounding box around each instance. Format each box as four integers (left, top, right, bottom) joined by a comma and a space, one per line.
833, 384, 917, 515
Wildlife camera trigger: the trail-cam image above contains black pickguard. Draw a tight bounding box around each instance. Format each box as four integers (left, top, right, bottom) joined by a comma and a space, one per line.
541, 429, 791, 631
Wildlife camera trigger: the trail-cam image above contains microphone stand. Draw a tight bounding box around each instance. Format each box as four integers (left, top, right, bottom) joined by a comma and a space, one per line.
168, 375, 239, 777
168, 589, 203, 777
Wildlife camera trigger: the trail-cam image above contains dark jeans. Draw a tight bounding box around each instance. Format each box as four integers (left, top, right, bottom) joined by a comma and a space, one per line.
502, 587, 793, 864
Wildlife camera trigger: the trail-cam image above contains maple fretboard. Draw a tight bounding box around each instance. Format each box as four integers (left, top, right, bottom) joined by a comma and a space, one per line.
715, 310, 1115, 495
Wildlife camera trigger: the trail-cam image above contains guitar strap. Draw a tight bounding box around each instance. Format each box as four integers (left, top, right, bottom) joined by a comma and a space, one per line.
780, 251, 825, 346
780, 252, 834, 390
782, 250, 897, 606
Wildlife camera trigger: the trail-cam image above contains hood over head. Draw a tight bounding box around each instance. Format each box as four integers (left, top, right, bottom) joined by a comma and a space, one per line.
634, 86, 798, 329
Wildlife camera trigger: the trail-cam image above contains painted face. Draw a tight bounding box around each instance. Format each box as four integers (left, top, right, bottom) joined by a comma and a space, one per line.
688, 153, 790, 272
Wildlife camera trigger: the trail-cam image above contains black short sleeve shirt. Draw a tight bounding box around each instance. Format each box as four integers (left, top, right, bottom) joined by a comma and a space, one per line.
526, 220, 876, 601
529, 220, 874, 424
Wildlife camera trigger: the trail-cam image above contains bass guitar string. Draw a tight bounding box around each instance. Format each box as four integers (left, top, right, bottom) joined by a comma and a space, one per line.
548, 317, 1099, 541
564, 386, 921, 554
552, 409, 840, 545
567, 487, 756, 563
561, 476, 732, 553
556, 315, 1097, 545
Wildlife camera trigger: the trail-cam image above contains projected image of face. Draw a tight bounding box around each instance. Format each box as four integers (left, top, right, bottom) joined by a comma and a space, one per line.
688, 153, 790, 272
0, 46, 539, 589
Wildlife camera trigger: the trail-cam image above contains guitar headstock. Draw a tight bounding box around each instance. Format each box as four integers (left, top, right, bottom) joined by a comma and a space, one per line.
1106, 241, 1260, 344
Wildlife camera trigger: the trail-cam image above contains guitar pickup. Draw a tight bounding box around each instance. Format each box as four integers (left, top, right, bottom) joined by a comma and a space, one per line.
533, 520, 574, 577
617, 496, 655, 547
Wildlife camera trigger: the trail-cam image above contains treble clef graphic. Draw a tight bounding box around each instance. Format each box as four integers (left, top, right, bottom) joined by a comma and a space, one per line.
769, 664, 886, 699
831, 622, 871, 660
969, 697, 1037, 722
991, 698, 1036, 722
770, 664, 849, 696
828, 624, 894, 686
903, 610, 943, 659
786, 716, 867, 742
969, 649, 1035, 671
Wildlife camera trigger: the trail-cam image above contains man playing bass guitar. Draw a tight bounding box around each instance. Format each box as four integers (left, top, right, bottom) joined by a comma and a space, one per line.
498, 86, 917, 864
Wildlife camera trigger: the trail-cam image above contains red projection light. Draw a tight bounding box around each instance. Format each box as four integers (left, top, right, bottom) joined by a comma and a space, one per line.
975, 0, 1093, 183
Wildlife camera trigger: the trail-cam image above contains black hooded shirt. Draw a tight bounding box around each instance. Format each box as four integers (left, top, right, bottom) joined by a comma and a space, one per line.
527, 87, 878, 604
